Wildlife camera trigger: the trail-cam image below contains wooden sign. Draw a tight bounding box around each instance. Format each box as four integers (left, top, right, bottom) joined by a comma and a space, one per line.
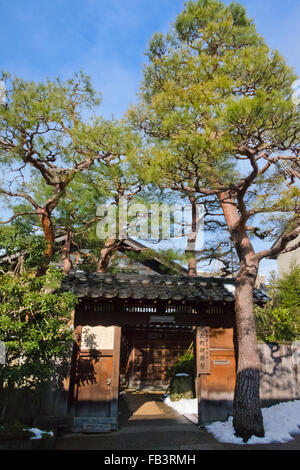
197, 327, 210, 375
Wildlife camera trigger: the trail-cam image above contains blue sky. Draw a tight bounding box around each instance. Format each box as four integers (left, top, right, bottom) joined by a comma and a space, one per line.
1, 0, 299, 118
0, 0, 299, 277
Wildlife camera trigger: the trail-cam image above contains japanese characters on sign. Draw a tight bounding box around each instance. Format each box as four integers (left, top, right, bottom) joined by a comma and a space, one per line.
197, 327, 210, 375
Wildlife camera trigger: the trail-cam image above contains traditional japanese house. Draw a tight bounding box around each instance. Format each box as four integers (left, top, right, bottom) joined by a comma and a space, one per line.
62, 270, 270, 433
0, 235, 271, 431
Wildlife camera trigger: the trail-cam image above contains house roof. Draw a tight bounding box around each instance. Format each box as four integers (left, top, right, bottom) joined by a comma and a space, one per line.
0, 235, 188, 275
61, 271, 271, 304
117, 237, 188, 275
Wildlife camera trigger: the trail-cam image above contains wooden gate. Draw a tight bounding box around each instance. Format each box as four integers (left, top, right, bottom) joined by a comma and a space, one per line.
121, 328, 193, 390
70, 325, 121, 432
196, 326, 237, 424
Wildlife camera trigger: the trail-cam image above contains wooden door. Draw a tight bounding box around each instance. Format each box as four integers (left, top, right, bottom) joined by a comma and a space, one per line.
196, 326, 237, 425
123, 329, 193, 390
75, 352, 113, 417
71, 325, 121, 431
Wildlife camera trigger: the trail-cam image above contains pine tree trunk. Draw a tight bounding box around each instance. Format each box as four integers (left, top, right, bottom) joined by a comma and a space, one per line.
62, 231, 72, 275
188, 257, 197, 276
233, 264, 264, 442
36, 208, 55, 276
218, 191, 264, 441
97, 238, 117, 273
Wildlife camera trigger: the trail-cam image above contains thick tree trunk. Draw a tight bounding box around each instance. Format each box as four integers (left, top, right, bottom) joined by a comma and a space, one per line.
188, 257, 197, 276
36, 208, 55, 276
218, 191, 264, 442
62, 231, 73, 275
233, 262, 264, 442
97, 238, 117, 273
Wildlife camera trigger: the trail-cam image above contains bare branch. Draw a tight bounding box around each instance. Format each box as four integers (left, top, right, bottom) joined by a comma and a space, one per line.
256, 225, 300, 260
1, 190, 39, 209
0, 212, 37, 225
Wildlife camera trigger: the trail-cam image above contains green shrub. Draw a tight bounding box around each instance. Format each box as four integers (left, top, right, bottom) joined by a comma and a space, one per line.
255, 304, 298, 342
169, 375, 195, 402
0, 422, 35, 441
277, 263, 300, 330
167, 351, 195, 379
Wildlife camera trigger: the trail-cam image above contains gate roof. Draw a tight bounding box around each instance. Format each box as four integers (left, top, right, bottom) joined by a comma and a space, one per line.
61, 272, 270, 304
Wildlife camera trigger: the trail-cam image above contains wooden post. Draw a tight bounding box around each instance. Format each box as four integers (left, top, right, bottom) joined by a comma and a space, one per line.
68, 324, 82, 414
110, 326, 121, 429
196, 326, 210, 426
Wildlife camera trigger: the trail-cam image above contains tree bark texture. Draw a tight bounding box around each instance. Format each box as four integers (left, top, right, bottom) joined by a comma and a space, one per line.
219, 192, 264, 442
188, 257, 197, 277
97, 238, 118, 273
62, 231, 73, 275
36, 208, 55, 276
233, 268, 264, 442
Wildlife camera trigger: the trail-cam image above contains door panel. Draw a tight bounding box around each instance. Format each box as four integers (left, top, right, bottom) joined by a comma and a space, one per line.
123, 329, 193, 390
71, 325, 121, 431
75, 353, 113, 417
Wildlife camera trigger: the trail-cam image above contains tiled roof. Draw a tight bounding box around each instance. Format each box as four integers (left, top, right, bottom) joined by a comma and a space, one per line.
61, 272, 270, 303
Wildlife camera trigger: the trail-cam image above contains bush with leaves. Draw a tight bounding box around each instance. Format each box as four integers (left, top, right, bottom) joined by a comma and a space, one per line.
255, 264, 300, 342
255, 304, 298, 342
0, 267, 77, 417
0, 222, 47, 274
167, 351, 195, 379
0, 422, 35, 441
277, 263, 300, 330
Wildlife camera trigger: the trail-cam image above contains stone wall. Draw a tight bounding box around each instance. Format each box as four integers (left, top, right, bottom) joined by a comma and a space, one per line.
259, 342, 300, 405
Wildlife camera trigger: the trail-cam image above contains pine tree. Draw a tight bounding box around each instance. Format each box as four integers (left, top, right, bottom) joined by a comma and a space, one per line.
277, 263, 300, 333
128, 0, 300, 441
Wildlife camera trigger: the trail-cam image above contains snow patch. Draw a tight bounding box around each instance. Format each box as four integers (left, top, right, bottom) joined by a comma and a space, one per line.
224, 283, 235, 294
206, 400, 300, 444
164, 396, 198, 415
164, 397, 300, 445
28, 428, 54, 440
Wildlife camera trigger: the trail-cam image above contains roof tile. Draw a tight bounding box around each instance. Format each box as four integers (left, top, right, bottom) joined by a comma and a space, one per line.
61, 272, 271, 304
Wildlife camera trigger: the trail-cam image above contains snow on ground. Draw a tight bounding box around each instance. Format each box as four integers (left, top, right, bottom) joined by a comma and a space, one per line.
164, 396, 300, 445
28, 428, 54, 440
207, 401, 300, 445
164, 396, 198, 415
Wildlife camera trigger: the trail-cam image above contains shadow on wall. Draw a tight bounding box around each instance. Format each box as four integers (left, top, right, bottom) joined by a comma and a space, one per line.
200, 342, 300, 425
258, 342, 300, 406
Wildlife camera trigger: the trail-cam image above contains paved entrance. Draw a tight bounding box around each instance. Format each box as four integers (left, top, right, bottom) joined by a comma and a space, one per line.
54, 391, 217, 450
54, 392, 300, 450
